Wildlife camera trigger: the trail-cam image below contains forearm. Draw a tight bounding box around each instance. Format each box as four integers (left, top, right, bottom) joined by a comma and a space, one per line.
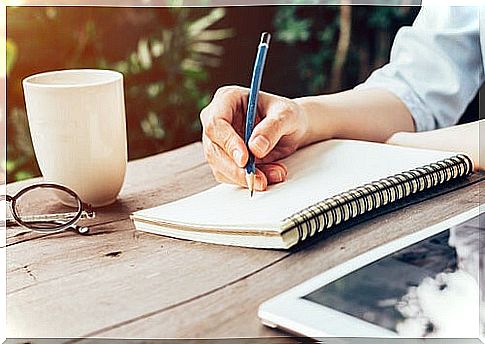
387, 120, 483, 171
294, 88, 416, 147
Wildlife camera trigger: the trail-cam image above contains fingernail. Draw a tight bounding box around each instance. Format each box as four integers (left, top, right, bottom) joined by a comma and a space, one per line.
255, 175, 267, 191
252, 136, 270, 155
233, 149, 243, 165
268, 169, 283, 182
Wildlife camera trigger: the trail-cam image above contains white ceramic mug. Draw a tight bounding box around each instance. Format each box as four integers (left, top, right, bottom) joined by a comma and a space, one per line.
23, 69, 127, 207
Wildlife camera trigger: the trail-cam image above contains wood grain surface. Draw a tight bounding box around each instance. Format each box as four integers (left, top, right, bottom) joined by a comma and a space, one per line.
6, 142, 481, 340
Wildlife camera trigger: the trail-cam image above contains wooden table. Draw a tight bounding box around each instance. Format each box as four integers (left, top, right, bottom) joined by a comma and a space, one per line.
6, 142, 482, 341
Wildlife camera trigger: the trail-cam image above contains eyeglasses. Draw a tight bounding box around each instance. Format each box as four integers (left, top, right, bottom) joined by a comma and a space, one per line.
3, 183, 96, 235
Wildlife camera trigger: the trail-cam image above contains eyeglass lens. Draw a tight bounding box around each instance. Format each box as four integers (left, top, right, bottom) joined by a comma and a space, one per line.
14, 185, 81, 230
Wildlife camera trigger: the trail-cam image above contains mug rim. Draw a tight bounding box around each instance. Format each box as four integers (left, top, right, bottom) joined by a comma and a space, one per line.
23, 69, 123, 89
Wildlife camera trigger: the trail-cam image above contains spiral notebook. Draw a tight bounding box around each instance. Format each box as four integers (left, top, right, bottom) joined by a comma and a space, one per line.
131, 140, 474, 249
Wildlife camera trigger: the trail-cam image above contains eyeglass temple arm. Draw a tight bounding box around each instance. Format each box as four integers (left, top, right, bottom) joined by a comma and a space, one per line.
2, 218, 91, 235
5, 210, 95, 226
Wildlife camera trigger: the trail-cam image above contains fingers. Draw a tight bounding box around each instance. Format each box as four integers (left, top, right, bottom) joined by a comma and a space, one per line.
258, 163, 288, 185
206, 119, 248, 167
248, 98, 299, 159
203, 135, 287, 189
202, 134, 268, 191
217, 169, 269, 192
200, 86, 249, 167
201, 86, 297, 190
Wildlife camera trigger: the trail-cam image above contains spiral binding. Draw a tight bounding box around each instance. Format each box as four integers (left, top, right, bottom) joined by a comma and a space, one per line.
281, 154, 473, 242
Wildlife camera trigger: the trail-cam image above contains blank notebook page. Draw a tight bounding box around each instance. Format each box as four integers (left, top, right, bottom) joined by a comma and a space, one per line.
135, 140, 456, 232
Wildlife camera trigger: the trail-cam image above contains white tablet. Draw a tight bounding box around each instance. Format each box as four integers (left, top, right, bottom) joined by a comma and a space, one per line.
259, 206, 484, 339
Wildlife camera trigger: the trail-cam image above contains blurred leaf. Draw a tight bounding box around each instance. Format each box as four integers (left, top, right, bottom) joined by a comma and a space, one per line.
181, 58, 203, 72
196, 29, 233, 42
368, 7, 404, 29
190, 42, 224, 56
150, 39, 164, 57
197, 93, 210, 110
137, 38, 152, 70
318, 24, 336, 44
14, 170, 34, 181
5, 160, 16, 173
188, 8, 226, 37
113, 60, 129, 74
6, 39, 17, 76
274, 7, 312, 44
141, 111, 166, 140
146, 82, 164, 98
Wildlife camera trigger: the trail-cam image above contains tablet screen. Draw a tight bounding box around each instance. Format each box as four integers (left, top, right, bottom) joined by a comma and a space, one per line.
302, 213, 483, 337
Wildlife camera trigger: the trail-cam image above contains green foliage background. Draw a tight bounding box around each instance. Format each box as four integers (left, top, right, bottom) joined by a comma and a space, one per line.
6, 6, 418, 183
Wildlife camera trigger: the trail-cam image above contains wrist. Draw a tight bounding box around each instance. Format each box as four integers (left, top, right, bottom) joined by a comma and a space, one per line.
290, 98, 313, 148
293, 96, 339, 147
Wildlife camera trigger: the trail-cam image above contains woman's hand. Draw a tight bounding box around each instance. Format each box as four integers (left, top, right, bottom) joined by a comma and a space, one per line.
200, 85, 310, 191
200, 86, 420, 190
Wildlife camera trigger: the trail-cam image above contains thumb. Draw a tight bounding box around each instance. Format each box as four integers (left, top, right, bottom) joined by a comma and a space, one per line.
248, 102, 296, 159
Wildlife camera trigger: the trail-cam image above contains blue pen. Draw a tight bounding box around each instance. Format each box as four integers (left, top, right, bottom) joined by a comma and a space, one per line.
245, 32, 271, 197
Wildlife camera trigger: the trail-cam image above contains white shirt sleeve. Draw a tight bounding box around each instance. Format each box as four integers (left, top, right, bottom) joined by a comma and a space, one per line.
355, 6, 484, 132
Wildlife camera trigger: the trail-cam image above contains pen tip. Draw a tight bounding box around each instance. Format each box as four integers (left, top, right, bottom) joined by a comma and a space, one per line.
250, 190, 254, 198
246, 172, 255, 198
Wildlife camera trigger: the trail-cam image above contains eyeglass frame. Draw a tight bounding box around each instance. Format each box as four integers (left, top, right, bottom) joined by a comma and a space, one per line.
3, 182, 95, 234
